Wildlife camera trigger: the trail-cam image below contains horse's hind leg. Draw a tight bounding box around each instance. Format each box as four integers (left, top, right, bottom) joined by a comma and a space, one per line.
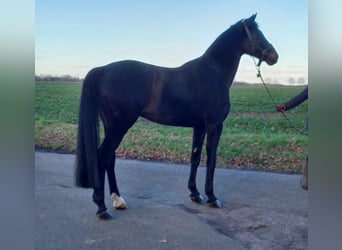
188, 127, 206, 204
92, 133, 117, 220
93, 128, 129, 219
106, 133, 128, 210
92, 170, 110, 219
104, 117, 138, 210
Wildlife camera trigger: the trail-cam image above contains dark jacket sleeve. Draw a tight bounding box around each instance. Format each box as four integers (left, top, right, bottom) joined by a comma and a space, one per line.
284, 86, 308, 111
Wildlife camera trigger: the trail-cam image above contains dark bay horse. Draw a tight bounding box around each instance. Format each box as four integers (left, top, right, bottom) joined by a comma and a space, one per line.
75, 14, 278, 220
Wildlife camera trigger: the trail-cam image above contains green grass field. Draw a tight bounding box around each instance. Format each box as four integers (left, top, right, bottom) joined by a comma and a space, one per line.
35, 81, 308, 173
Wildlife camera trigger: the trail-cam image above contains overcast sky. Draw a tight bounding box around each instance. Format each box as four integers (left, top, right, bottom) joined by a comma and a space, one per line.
36, 1, 307, 84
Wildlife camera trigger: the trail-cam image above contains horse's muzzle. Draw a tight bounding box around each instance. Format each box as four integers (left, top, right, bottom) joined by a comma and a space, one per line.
265, 49, 279, 65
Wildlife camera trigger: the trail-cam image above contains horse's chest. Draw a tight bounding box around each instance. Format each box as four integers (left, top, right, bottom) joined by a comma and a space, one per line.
204, 90, 230, 122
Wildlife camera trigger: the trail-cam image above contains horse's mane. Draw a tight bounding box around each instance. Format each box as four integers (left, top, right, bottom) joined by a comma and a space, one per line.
224, 17, 259, 40
204, 17, 259, 58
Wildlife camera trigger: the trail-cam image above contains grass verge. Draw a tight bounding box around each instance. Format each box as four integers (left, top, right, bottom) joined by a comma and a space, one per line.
35, 82, 308, 173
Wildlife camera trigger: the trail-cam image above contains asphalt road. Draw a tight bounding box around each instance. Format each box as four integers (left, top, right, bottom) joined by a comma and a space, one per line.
35, 152, 308, 250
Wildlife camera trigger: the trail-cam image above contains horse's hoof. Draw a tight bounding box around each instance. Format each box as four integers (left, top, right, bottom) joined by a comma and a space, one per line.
96, 211, 113, 220
190, 194, 204, 204
111, 193, 127, 209
207, 199, 222, 208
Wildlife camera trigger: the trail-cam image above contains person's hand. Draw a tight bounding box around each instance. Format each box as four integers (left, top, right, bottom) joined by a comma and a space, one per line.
276, 104, 286, 112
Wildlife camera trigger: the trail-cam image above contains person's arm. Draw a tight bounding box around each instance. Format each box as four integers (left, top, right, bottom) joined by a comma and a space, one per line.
276, 86, 308, 111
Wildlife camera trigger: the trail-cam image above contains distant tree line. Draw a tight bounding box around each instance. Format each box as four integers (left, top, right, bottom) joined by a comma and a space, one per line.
287, 77, 306, 85
35, 74, 83, 82
35, 75, 307, 86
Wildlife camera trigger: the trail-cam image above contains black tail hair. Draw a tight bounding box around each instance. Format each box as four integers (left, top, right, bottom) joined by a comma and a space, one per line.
74, 67, 102, 188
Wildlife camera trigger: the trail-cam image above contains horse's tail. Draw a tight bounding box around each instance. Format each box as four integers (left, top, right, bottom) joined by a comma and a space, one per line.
75, 67, 103, 189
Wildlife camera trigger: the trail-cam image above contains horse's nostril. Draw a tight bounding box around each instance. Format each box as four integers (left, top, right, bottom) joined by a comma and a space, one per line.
274, 53, 279, 62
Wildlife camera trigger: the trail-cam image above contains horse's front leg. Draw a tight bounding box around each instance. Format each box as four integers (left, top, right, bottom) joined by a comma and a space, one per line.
188, 127, 206, 204
205, 123, 223, 208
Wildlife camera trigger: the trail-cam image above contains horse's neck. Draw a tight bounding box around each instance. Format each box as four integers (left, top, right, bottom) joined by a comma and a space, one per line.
224, 60, 240, 87
203, 41, 242, 87
203, 52, 242, 88
203, 33, 243, 87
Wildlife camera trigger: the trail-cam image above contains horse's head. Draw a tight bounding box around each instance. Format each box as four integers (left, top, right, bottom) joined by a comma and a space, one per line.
241, 14, 278, 66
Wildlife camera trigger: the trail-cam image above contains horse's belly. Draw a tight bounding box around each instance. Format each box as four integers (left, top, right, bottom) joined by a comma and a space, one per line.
141, 111, 202, 128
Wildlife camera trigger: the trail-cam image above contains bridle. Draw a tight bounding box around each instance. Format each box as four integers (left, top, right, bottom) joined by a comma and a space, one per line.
243, 21, 273, 67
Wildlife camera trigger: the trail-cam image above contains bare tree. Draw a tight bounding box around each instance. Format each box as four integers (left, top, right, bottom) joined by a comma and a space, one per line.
287, 77, 296, 85
296, 77, 306, 85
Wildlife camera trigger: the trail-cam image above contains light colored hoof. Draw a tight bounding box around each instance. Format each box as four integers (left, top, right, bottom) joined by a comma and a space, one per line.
111, 193, 127, 209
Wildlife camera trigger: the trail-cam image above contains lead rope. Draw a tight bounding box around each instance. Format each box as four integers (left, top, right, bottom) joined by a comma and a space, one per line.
251, 57, 308, 136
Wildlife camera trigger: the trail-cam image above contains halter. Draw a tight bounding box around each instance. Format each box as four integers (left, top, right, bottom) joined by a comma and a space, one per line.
243, 21, 273, 67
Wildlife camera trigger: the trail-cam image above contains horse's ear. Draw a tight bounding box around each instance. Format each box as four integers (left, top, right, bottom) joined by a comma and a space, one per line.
248, 13, 257, 22
241, 13, 257, 26
242, 14, 257, 25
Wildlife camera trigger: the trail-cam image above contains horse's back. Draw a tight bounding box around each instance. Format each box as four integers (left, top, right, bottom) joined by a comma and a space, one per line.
85, 59, 229, 127
90, 60, 154, 106
100, 60, 156, 89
